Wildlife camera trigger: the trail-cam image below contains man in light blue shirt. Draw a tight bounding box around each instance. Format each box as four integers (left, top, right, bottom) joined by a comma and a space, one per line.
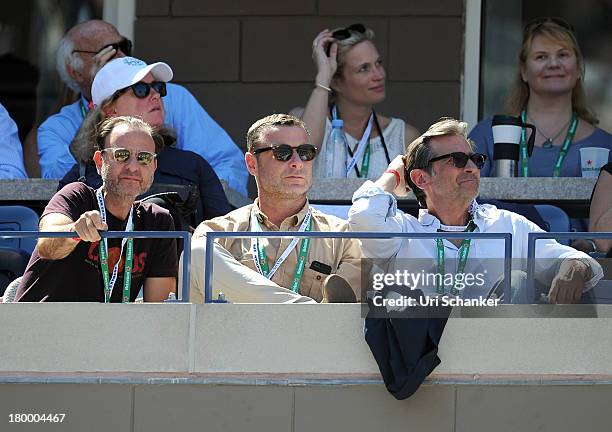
37, 20, 247, 195
0, 102, 27, 179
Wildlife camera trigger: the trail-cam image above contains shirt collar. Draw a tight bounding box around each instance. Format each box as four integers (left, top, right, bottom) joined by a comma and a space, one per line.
252, 198, 310, 229
418, 199, 492, 230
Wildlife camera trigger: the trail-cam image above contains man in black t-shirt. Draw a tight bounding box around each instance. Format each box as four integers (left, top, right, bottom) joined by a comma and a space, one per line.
16, 116, 178, 302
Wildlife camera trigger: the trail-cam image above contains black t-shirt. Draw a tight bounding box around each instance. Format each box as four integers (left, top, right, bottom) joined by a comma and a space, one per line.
16, 183, 178, 302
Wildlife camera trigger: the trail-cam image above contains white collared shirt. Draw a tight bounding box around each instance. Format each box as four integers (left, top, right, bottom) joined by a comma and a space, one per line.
348, 181, 603, 298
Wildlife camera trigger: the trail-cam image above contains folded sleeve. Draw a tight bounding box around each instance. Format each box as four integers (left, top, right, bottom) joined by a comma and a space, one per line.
348, 181, 405, 260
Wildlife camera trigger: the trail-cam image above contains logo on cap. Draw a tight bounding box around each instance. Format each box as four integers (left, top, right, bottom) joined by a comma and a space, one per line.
123, 58, 146, 66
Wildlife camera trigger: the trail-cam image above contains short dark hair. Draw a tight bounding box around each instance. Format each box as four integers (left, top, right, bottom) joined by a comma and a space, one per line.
246, 113, 310, 152
95, 115, 164, 153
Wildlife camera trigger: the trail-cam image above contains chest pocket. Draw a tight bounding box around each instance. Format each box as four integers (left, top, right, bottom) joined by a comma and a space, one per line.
298, 264, 326, 302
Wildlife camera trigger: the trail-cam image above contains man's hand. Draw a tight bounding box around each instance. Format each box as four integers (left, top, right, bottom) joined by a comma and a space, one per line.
548, 259, 592, 304
375, 155, 410, 196
88, 45, 119, 82
72, 210, 108, 242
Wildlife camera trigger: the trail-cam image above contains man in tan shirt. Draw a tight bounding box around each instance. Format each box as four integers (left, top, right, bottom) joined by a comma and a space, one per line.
181, 114, 362, 303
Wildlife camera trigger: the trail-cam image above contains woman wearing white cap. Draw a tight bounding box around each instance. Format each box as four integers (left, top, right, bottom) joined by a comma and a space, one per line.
60, 57, 232, 227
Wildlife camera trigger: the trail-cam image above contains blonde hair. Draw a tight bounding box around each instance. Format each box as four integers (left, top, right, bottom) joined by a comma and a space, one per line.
332, 25, 376, 79
507, 18, 597, 125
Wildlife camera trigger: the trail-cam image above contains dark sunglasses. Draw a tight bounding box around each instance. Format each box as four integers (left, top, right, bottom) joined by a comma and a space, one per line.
72, 38, 133, 56
427, 152, 487, 169
523, 17, 574, 35
252, 144, 318, 162
114, 81, 167, 100
101, 148, 157, 166
331, 23, 366, 40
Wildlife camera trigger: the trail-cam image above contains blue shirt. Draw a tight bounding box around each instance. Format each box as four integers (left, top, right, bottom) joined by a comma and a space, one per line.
469, 116, 612, 177
37, 83, 248, 194
0, 103, 27, 179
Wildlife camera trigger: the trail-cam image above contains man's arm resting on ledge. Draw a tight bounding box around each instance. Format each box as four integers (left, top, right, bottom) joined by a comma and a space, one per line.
37, 211, 108, 260
143, 277, 176, 302
548, 258, 595, 304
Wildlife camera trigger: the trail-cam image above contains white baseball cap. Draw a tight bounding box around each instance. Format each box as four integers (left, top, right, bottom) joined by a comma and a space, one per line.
91, 56, 174, 106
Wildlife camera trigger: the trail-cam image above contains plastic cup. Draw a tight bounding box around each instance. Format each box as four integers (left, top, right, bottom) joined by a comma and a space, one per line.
579, 147, 610, 178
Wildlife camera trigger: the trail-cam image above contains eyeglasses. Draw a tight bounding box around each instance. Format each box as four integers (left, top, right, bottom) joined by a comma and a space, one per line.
427, 152, 487, 169
331, 23, 366, 40
523, 17, 575, 35
101, 148, 157, 166
114, 81, 167, 100
252, 144, 318, 162
72, 38, 133, 56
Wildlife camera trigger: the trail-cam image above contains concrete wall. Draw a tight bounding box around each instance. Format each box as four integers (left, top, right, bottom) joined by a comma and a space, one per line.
3, 382, 612, 432
133, 0, 464, 152
2, 304, 612, 431
3, 303, 612, 374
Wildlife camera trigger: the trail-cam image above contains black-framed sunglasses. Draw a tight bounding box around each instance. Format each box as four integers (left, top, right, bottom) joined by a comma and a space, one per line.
114, 81, 167, 100
523, 17, 574, 35
331, 23, 366, 40
427, 152, 487, 169
101, 148, 157, 166
72, 38, 133, 56
252, 144, 318, 162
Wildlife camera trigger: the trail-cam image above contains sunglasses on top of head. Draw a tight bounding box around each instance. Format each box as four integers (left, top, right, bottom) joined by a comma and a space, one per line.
72, 38, 133, 56
427, 152, 487, 169
101, 148, 157, 166
331, 23, 366, 40
252, 144, 318, 162
114, 81, 167, 100
523, 17, 574, 35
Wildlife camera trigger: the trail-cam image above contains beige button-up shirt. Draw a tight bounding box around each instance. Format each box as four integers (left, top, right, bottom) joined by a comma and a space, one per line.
192, 199, 363, 302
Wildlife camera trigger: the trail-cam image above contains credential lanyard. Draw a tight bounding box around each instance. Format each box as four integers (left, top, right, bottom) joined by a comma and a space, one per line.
435, 220, 477, 296
519, 110, 578, 177
96, 188, 134, 303
250, 210, 313, 293
332, 106, 373, 177
79, 98, 89, 119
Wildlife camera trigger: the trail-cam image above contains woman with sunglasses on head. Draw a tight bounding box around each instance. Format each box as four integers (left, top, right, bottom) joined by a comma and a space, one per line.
469, 18, 612, 177
290, 24, 419, 179
59, 57, 232, 229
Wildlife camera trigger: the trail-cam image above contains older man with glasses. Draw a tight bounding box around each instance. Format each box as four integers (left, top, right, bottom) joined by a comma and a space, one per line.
16, 116, 178, 302
349, 117, 603, 304
35, 20, 247, 195
182, 113, 363, 303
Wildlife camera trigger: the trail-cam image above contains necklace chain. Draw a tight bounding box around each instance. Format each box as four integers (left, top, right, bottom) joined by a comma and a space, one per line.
527, 113, 572, 144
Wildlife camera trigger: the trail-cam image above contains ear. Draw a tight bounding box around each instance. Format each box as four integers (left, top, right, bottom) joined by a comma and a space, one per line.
66, 62, 83, 83
520, 65, 527, 83
102, 105, 116, 117
93, 150, 103, 175
409, 168, 430, 190
330, 75, 342, 95
245, 151, 258, 177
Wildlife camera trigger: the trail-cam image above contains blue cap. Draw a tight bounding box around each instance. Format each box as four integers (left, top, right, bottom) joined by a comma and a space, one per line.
331, 119, 344, 128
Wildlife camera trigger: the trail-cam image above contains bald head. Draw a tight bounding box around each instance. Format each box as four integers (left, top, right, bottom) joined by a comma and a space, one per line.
66, 20, 120, 44
57, 20, 126, 99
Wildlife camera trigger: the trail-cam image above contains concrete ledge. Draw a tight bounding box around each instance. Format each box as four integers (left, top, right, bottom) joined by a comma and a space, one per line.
2, 303, 612, 377
2, 372, 612, 386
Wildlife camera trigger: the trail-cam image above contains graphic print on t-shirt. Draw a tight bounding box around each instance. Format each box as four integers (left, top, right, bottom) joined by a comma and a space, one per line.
85, 241, 147, 275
